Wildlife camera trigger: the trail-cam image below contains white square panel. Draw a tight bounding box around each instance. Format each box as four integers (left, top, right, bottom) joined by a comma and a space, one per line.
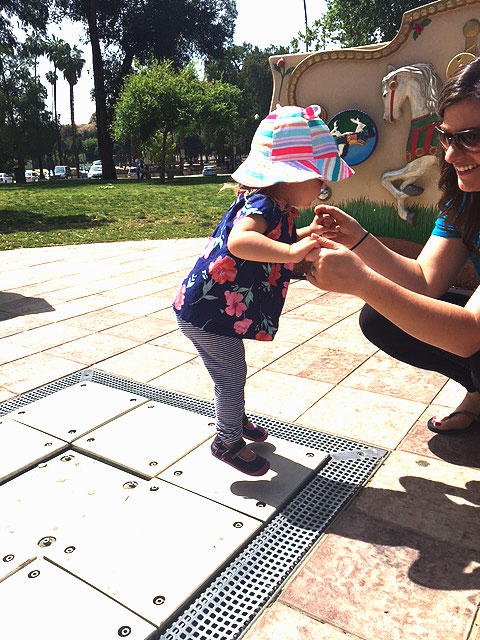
0, 451, 148, 579
159, 435, 330, 521
9, 381, 148, 441
44, 480, 262, 626
0, 559, 157, 640
74, 401, 215, 478
0, 417, 67, 484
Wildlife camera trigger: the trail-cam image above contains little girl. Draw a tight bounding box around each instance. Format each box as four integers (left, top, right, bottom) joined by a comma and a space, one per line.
173, 104, 353, 476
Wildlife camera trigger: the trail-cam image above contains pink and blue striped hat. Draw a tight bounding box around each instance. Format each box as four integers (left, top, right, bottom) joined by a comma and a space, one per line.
232, 104, 354, 187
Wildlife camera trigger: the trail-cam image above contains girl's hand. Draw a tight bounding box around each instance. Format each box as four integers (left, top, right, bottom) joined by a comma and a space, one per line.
288, 234, 323, 263
304, 236, 370, 295
313, 205, 366, 248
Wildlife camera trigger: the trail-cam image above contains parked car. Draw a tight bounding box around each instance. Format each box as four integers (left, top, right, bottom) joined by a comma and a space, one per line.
54, 165, 72, 179
202, 165, 217, 177
78, 164, 90, 178
92, 159, 102, 165
0, 173, 13, 184
25, 170, 39, 182
88, 164, 102, 179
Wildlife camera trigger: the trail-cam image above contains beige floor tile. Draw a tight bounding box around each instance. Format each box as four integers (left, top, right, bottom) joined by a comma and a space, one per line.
399, 404, 480, 468
149, 358, 215, 400
34, 300, 100, 323
149, 328, 199, 354
307, 312, 378, 357
354, 450, 480, 550
339, 351, 447, 404
146, 308, 178, 334
95, 343, 195, 381
298, 386, 426, 449
266, 343, 368, 384
274, 316, 326, 344
100, 316, 167, 341
63, 308, 137, 331
0, 339, 39, 364
245, 370, 333, 422
432, 378, 466, 407
243, 603, 353, 640
281, 286, 326, 313
0, 353, 83, 394
107, 288, 176, 315
0, 314, 53, 338
6, 323, 92, 351
0, 387, 15, 402
280, 508, 480, 640
45, 334, 139, 365
244, 339, 299, 369
308, 291, 365, 313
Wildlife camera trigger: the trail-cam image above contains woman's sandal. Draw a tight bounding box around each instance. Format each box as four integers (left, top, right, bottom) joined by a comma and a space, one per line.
211, 436, 270, 476
242, 419, 268, 442
427, 410, 480, 434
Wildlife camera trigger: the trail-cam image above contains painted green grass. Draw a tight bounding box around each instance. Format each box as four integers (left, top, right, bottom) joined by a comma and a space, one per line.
0, 177, 235, 250
298, 198, 438, 246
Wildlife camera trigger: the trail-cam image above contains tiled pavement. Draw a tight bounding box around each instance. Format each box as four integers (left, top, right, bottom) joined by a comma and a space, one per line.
1, 238, 480, 640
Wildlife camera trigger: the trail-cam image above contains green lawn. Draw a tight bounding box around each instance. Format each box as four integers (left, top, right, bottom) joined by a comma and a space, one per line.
0, 178, 438, 251
0, 177, 235, 250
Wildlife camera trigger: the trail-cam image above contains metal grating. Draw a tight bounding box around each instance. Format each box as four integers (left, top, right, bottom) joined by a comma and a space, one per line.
0, 369, 388, 640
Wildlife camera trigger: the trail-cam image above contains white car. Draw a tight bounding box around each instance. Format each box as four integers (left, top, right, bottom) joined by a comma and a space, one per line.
202, 165, 217, 177
0, 173, 13, 184
88, 164, 102, 179
25, 170, 39, 182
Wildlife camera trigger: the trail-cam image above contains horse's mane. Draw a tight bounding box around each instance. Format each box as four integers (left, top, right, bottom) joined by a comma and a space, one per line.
383, 63, 442, 114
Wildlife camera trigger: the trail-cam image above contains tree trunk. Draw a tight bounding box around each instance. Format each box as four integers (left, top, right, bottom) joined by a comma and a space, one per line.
160, 128, 168, 184
87, 0, 116, 180
53, 71, 63, 165
38, 155, 44, 179
69, 82, 80, 178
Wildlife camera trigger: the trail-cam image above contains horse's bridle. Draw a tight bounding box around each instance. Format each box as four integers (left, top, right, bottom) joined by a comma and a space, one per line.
387, 75, 398, 121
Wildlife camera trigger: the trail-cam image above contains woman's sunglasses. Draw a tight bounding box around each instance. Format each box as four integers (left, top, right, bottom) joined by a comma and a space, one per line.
435, 125, 480, 151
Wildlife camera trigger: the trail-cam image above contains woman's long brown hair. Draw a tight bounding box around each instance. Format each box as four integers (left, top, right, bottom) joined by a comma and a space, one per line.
437, 57, 480, 254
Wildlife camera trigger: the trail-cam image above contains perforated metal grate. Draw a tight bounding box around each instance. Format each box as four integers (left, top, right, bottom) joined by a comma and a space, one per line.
0, 369, 387, 640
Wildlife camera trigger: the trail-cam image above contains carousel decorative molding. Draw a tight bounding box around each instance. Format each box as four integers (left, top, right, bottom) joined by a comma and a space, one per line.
286, 0, 480, 105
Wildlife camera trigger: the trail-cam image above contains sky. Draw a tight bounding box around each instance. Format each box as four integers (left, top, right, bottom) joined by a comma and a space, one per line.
31, 0, 327, 125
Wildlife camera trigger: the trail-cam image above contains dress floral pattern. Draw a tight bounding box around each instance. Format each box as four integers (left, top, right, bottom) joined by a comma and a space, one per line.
173, 192, 298, 340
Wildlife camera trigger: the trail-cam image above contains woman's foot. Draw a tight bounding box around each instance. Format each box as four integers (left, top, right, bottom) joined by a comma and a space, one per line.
428, 391, 480, 433
211, 436, 270, 476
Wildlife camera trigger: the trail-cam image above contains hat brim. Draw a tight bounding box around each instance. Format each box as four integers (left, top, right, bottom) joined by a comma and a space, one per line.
231, 156, 354, 188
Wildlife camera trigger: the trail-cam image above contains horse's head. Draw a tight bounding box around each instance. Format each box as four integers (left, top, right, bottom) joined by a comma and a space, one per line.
381, 63, 442, 122
381, 65, 408, 123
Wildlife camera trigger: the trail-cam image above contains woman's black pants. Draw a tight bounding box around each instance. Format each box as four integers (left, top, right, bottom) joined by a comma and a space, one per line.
359, 289, 480, 393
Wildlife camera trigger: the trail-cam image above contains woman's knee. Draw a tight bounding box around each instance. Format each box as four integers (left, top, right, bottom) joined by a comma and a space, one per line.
359, 304, 388, 344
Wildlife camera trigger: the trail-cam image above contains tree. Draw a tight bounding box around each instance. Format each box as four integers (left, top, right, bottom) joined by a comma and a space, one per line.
60, 44, 85, 178
321, 0, 428, 48
0, 1, 50, 47
52, 0, 237, 180
0, 44, 55, 179
46, 35, 69, 164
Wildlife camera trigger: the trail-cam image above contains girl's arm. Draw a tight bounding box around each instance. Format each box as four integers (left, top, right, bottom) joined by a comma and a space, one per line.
228, 214, 320, 264
306, 237, 480, 357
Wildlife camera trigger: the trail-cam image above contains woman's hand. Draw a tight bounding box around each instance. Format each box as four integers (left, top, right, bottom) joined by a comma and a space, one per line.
305, 236, 371, 295
288, 234, 324, 263
312, 205, 366, 248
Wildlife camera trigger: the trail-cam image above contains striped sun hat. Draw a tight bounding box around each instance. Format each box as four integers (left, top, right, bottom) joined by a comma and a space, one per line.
232, 104, 354, 187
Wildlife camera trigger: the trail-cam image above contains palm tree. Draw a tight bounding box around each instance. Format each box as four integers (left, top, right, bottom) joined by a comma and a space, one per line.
303, 0, 309, 52
60, 45, 85, 179
46, 36, 69, 165
23, 34, 47, 82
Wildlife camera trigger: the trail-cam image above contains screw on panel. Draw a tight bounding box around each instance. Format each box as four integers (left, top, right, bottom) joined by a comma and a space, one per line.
68, 429, 77, 435
3, 554, 14, 562
61, 455, 75, 462
28, 570, 40, 578
38, 536, 56, 547
123, 481, 138, 489
233, 522, 243, 528
153, 595, 165, 605
174, 470, 182, 476
149, 461, 158, 467
118, 626, 131, 637
256, 502, 266, 508
150, 486, 159, 491
306, 452, 314, 457
64, 546, 76, 554
87, 438, 95, 442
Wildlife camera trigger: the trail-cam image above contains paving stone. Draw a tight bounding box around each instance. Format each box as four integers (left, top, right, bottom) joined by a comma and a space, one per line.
44, 479, 262, 626
0, 559, 157, 640
74, 401, 215, 478
9, 381, 148, 441
280, 508, 480, 640
160, 435, 329, 521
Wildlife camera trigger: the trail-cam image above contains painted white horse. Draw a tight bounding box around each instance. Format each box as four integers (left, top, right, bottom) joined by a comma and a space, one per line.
380, 63, 443, 224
